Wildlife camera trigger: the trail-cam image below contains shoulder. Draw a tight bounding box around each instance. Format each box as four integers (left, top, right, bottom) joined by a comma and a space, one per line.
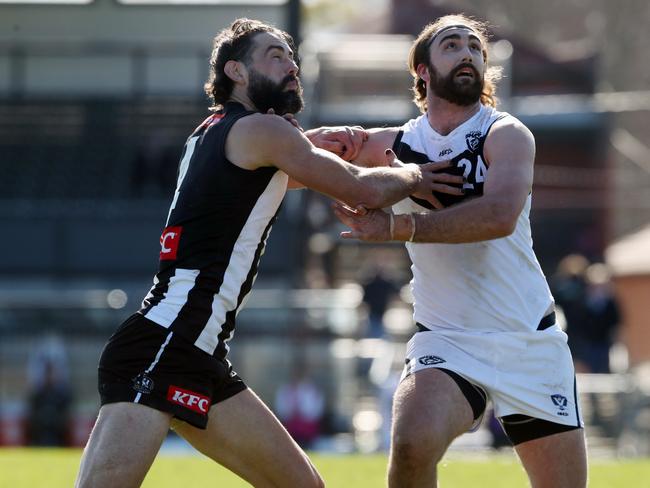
487, 113, 534, 149
483, 112, 535, 169
227, 113, 308, 169
230, 112, 307, 153
232, 112, 295, 137
399, 114, 427, 134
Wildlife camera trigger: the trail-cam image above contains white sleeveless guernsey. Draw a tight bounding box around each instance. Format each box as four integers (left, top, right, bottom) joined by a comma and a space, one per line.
392, 105, 554, 333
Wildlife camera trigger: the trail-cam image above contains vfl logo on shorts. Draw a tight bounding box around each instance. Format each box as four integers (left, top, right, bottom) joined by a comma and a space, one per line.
418, 355, 446, 365
551, 394, 569, 417
167, 386, 210, 415
160, 226, 182, 260
132, 373, 154, 394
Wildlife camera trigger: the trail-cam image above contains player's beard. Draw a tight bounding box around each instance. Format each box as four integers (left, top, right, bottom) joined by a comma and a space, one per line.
428, 63, 484, 106
247, 68, 304, 115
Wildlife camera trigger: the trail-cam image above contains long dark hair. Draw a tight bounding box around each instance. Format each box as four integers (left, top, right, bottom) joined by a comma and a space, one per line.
408, 14, 502, 112
204, 18, 297, 111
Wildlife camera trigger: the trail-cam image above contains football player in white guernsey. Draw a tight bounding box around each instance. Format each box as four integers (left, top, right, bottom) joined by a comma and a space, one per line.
330, 14, 587, 488
75, 19, 465, 488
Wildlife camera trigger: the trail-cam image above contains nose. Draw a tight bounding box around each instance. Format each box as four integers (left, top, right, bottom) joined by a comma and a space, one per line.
288, 58, 299, 75
460, 44, 473, 62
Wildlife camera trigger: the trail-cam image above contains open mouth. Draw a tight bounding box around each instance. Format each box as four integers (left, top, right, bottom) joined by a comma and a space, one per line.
454, 67, 476, 80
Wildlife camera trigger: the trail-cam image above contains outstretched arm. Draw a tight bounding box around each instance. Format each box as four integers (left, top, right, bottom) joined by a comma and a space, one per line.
333, 118, 535, 243
305, 126, 400, 167
226, 113, 444, 210
308, 125, 464, 208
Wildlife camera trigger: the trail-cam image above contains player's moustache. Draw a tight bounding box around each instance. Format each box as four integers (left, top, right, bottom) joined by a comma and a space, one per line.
452, 63, 479, 77
282, 75, 299, 89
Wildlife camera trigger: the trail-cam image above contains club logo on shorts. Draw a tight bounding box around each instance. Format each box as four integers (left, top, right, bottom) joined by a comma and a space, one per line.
167, 386, 210, 415
418, 355, 446, 365
159, 226, 182, 260
551, 394, 569, 416
132, 373, 154, 394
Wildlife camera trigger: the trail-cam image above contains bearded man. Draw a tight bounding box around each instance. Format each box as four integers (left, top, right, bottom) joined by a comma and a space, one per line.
331, 14, 588, 488
74, 18, 458, 488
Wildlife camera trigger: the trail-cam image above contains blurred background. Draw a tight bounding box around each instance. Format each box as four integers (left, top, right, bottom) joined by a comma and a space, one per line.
1, 0, 649, 459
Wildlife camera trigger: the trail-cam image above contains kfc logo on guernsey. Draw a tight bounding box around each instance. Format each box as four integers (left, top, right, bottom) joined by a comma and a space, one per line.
160, 226, 182, 260
167, 386, 210, 414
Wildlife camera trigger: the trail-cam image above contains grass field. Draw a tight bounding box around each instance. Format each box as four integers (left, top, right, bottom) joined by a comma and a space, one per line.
2, 448, 650, 487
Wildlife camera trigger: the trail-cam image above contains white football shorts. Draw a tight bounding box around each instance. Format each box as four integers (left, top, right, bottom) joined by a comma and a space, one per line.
401, 323, 583, 429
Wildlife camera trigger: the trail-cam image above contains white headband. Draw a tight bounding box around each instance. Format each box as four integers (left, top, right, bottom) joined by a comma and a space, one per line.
428, 25, 479, 46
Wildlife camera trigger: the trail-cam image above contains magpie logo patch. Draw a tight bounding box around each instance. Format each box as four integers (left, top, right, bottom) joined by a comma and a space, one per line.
132, 373, 154, 394
418, 355, 446, 365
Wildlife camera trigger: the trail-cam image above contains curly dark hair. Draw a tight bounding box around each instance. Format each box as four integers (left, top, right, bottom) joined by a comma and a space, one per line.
204, 18, 298, 111
408, 14, 502, 112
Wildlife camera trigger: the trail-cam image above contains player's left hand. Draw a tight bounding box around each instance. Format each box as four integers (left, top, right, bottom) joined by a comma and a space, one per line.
305, 126, 368, 161
332, 202, 391, 242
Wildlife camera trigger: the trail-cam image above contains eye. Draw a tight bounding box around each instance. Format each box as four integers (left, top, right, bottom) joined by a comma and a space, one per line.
445, 41, 456, 49
470, 43, 481, 51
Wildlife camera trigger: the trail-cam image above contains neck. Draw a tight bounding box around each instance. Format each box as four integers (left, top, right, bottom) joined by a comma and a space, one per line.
426, 98, 481, 136
229, 90, 257, 112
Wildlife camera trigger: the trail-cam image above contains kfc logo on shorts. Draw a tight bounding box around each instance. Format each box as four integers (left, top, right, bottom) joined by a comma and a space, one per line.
167, 386, 210, 414
160, 226, 182, 260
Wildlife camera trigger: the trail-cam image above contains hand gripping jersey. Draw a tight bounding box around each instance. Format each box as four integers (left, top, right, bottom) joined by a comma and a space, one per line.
139, 102, 288, 358
392, 105, 554, 333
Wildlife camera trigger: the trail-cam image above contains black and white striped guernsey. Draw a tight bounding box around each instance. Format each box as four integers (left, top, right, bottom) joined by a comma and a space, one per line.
139, 102, 288, 358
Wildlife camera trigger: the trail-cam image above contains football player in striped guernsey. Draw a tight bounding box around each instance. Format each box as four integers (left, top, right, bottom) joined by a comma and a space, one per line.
75, 18, 463, 488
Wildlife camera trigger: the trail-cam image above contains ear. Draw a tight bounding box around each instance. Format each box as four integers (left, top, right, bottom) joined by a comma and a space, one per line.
416, 63, 430, 83
224, 60, 246, 83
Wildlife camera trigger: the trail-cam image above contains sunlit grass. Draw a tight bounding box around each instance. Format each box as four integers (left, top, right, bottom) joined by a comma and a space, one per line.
1, 448, 649, 487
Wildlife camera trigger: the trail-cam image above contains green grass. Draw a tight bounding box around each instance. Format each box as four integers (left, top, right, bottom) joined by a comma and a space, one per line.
1, 448, 650, 487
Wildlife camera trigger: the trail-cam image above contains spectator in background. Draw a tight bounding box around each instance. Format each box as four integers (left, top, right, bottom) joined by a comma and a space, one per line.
553, 255, 620, 373
581, 263, 620, 373
26, 358, 72, 446
26, 335, 72, 446
275, 367, 325, 449
552, 254, 590, 369
361, 267, 400, 338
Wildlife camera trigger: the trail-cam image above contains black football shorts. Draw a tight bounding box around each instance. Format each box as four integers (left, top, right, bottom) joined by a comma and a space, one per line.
98, 313, 247, 429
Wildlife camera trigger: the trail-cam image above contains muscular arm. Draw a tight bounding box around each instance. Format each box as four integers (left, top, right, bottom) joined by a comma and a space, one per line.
405, 119, 534, 243
335, 118, 535, 243
226, 114, 427, 210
